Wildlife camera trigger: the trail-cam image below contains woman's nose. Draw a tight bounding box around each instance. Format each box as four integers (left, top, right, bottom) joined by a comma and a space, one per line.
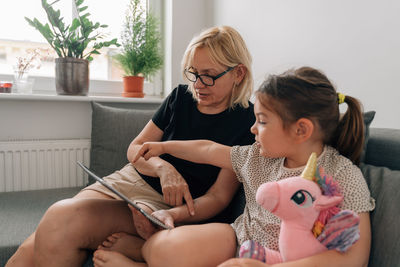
194, 77, 206, 89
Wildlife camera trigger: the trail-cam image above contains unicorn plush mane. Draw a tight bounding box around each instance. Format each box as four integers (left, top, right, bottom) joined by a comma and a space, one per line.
312, 167, 342, 237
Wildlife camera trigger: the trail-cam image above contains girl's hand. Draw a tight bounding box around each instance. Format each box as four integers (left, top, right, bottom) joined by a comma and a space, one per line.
218, 258, 271, 267
158, 164, 195, 216
133, 142, 165, 162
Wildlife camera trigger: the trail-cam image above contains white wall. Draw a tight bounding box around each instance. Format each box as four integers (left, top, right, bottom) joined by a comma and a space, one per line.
165, 0, 214, 95
170, 0, 400, 129
215, 0, 400, 129
0, 99, 160, 141
0, 100, 91, 140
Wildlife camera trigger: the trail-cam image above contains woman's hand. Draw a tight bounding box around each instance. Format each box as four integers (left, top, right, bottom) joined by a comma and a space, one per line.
151, 209, 176, 229
129, 205, 158, 240
132, 141, 195, 215
130, 206, 176, 240
218, 258, 271, 267
158, 164, 195, 216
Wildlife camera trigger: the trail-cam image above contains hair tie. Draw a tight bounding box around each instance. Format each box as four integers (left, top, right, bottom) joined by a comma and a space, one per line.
337, 93, 346, 104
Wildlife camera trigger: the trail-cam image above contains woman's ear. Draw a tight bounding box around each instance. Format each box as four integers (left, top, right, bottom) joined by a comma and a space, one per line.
234, 64, 247, 84
293, 118, 314, 143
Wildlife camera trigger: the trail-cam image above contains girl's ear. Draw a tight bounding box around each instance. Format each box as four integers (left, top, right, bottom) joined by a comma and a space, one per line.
293, 118, 314, 143
234, 64, 247, 84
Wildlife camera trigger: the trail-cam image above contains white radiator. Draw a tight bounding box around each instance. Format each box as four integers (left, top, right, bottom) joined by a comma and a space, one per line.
0, 139, 91, 192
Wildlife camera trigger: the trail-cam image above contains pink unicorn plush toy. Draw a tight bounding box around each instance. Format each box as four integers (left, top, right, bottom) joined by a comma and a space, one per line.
239, 153, 360, 264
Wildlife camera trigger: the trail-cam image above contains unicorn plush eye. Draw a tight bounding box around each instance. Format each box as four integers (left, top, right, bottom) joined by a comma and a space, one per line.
291, 190, 315, 208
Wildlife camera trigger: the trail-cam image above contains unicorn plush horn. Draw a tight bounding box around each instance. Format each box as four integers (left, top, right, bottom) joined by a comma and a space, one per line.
301, 152, 317, 181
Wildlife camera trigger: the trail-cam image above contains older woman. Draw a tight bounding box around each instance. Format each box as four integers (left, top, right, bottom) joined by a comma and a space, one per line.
6, 25, 255, 267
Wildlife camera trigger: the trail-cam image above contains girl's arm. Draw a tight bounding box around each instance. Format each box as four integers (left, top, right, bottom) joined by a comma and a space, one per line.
281, 212, 371, 267
133, 140, 234, 171
218, 212, 371, 267
127, 120, 171, 176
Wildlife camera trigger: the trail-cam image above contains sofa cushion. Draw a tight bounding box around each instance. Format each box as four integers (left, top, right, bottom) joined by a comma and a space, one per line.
90, 102, 155, 184
360, 111, 376, 163
360, 163, 400, 266
365, 128, 400, 171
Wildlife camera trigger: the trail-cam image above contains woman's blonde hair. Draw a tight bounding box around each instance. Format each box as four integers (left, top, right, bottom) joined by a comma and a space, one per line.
181, 26, 253, 108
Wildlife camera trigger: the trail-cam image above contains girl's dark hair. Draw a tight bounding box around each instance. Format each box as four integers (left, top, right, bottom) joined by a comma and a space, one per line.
257, 66, 364, 164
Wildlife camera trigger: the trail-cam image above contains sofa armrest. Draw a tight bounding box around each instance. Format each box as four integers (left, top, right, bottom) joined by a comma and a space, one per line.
364, 128, 400, 171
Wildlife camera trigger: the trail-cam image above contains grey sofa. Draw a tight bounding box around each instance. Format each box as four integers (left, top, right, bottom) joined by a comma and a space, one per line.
1, 102, 399, 267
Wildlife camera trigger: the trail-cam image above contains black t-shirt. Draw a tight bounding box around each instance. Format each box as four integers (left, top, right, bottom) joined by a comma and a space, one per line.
138, 84, 255, 199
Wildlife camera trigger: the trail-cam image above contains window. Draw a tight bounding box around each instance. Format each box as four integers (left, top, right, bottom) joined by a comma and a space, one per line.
0, 0, 163, 96
0, 1, 63, 77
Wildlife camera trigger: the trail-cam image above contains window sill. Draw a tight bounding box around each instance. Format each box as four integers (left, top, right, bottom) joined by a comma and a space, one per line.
0, 73, 164, 103
0, 91, 163, 103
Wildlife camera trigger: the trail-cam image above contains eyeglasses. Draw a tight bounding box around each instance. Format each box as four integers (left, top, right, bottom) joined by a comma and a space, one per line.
184, 66, 235, 86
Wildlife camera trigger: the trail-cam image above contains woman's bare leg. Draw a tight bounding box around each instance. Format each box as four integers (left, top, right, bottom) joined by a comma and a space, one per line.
5, 232, 36, 267
5, 189, 141, 267
32, 193, 142, 267
143, 223, 237, 267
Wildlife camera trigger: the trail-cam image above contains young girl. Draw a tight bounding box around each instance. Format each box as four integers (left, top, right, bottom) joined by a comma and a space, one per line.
129, 66, 375, 267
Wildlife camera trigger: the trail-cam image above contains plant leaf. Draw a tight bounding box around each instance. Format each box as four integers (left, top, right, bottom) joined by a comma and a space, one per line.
69, 18, 81, 32
27, 0, 118, 60
79, 6, 88, 12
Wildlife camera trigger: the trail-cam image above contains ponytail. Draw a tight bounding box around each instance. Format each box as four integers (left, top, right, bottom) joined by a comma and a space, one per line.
332, 95, 364, 164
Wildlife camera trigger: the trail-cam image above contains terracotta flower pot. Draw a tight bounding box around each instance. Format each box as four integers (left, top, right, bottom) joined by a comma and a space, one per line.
123, 76, 144, 97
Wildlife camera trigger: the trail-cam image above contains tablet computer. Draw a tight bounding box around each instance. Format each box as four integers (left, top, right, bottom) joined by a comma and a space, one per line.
77, 161, 171, 230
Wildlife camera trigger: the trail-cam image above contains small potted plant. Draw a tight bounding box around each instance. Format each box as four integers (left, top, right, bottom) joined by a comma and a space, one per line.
114, 0, 163, 97
14, 49, 42, 81
25, 0, 119, 95
13, 48, 46, 94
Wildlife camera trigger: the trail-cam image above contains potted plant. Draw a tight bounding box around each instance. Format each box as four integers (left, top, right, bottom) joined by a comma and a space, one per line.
25, 0, 119, 95
114, 0, 163, 97
13, 48, 44, 94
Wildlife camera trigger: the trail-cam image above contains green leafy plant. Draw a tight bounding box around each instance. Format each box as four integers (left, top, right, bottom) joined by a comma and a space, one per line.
25, 0, 119, 61
114, 0, 163, 79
